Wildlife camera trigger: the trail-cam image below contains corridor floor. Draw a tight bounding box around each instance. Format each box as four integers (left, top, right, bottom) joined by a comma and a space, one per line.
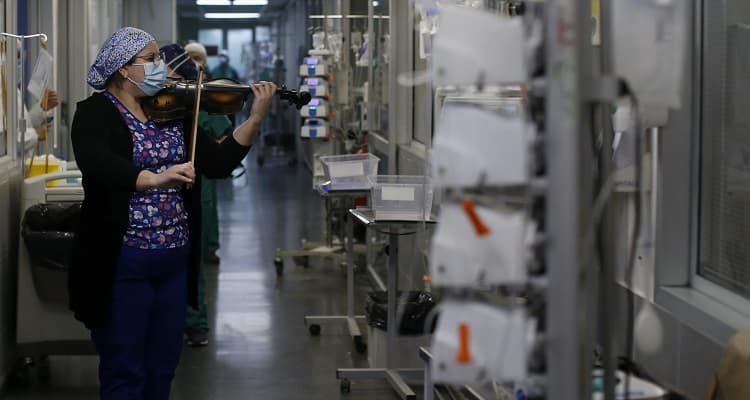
4, 150, 420, 400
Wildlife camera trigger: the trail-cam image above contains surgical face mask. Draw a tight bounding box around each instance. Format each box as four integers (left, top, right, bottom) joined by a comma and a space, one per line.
127, 59, 167, 96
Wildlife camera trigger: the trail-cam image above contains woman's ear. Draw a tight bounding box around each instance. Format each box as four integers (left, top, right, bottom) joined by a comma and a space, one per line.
118, 66, 129, 79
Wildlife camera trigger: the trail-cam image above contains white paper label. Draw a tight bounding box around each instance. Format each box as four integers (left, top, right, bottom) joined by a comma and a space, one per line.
328, 162, 364, 178
381, 186, 415, 201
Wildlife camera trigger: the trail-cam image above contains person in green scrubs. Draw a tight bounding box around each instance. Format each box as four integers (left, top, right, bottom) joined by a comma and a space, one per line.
162, 43, 233, 346
183, 111, 232, 346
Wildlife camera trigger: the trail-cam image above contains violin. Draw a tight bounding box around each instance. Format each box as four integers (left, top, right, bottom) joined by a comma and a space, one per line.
142, 77, 312, 123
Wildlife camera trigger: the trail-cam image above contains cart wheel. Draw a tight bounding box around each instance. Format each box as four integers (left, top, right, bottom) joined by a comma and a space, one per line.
257, 155, 265, 168
309, 324, 322, 336
354, 336, 367, 354
274, 258, 284, 277
340, 378, 351, 394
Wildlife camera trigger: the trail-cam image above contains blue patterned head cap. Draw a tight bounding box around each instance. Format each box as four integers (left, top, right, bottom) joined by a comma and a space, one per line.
87, 27, 155, 90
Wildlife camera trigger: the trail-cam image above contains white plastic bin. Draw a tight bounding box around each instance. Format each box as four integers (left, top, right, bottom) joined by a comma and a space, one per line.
371, 175, 433, 221
319, 153, 380, 190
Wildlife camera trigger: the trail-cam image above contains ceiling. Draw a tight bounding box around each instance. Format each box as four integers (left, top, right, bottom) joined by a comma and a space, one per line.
176, 0, 290, 21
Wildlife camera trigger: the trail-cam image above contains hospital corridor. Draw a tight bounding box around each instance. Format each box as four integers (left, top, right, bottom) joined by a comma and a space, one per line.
1, 0, 750, 399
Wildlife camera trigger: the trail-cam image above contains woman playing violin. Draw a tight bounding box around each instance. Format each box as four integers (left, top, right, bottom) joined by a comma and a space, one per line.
69, 27, 276, 400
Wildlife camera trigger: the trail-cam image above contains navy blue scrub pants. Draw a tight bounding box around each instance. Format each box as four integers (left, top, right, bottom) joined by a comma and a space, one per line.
91, 244, 189, 400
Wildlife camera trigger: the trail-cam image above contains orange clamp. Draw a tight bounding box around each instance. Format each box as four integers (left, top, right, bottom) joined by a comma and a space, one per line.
462, 199, 491, 237
456, 322, 472, 364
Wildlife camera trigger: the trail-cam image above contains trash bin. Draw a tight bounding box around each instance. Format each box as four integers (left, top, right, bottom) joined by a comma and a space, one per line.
21, 203, 81, 303
364, 290, 437, 369
365, 290, 437, 335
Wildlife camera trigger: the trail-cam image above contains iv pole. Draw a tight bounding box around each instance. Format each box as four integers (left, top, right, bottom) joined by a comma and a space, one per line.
0, 32, 48, 177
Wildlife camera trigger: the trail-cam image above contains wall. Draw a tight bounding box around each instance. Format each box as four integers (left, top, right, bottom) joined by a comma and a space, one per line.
123, 0, 176, 47
0, 0, 22, 387
177, 16, 200, 46
609, 1, 750, 398
610, 290, 723, 399
281, 0, 307, 87
280, 0, 306, 136
0, 167, 22, 389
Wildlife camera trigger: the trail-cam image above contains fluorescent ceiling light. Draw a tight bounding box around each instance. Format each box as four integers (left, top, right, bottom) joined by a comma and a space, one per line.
204, 12, 260, 19
196, 0, 268, 5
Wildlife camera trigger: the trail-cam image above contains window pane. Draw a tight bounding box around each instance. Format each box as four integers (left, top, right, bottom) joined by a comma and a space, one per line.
227, 29, 252, 81
255, 26, 271, 42
699, 9, 750, 295
199, 29, 223, 71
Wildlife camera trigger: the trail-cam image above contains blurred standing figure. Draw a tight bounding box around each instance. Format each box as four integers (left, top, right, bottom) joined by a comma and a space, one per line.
179, 41, 234, 346
184, 41, 225, 266
185, 41, 210, 77
211, 49, 239, 80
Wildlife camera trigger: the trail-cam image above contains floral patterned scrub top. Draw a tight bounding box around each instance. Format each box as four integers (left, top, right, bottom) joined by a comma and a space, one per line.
104, 91, 190, 249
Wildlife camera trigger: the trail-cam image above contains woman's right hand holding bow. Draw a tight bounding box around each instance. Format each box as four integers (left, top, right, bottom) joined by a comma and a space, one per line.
136, 162, 195, 191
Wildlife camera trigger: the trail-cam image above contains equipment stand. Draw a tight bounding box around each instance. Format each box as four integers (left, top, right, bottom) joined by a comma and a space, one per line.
336, 209, 436, 400
277, 187, 370, 350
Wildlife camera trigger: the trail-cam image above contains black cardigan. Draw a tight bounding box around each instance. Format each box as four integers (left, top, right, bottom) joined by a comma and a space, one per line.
69, 92, 250, 329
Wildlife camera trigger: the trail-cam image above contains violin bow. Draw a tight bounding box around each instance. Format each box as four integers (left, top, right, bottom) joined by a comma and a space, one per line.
189, 66, 205, 167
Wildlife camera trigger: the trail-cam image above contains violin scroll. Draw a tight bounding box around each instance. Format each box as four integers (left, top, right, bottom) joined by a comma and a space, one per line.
277, 86, 312, 110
